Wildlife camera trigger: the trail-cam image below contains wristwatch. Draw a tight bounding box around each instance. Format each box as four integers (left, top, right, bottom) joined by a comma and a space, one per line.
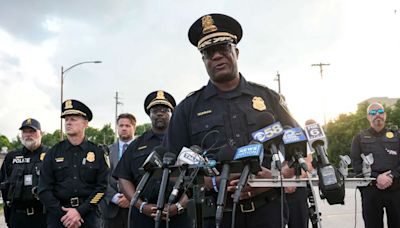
175, 202, 184, 215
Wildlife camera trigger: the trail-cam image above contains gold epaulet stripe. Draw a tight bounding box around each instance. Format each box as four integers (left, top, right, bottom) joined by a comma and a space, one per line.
90, 192, 105, 204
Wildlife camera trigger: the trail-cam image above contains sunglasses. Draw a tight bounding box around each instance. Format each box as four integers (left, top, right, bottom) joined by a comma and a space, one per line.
202, 43, 234, 59
150, 107, 171, 114
368, 108, 385, 116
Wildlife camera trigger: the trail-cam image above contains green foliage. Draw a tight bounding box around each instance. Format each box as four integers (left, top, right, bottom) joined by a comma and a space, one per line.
86, 124, 115, 145
135, 123, 151, 136
0, 135, 11, 149
41, 130, 62, 147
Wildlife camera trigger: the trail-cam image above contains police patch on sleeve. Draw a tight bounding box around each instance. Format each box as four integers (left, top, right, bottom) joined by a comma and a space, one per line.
86, 152, 95, 162
252, 96, 266, 111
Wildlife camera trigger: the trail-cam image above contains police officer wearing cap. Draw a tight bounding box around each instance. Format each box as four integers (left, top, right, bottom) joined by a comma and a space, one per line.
0, 118, 48, 228
113, 90, 191, 228
351, 102, 400, 228
163, 13, 299, 228
38, 99, 109, 228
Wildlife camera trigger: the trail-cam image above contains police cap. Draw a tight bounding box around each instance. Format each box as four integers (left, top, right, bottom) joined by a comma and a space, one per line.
61, 99, 93, 121
144, 90, 176, 115
188, 13, 242, 51
19, 118, 41, 131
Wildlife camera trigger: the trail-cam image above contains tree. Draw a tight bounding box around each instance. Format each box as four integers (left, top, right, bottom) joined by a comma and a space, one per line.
135, 123, 151, 136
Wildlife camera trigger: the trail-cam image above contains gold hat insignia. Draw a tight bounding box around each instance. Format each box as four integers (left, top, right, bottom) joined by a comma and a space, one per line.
27, 118, 32, 125
202, 15, 218, 34
40, 152, 46, 161
86, 152, 95, 162
252, 97, 266, 111
386, 132, 394, 139
156, 91, 165, 100
65, 100, 73, 109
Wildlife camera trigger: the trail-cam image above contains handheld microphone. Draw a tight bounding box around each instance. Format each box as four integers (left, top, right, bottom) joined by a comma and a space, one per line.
282, 126, 309, 172
232, 141, 264, 203
304, 120, 345, 205
129, 148, 163, 207
155, 152, 177, 228
252, 121, 284, 171
215, 147, 235, 228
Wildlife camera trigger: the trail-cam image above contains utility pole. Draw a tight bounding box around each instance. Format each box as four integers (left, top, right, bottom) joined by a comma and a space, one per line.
311, 63, 330, 128
114, 92, 123, 138
311, 63, 330, 80
274, 71, 281, 93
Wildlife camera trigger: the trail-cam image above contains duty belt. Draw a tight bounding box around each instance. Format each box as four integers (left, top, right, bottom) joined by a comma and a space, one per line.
238, 189, 279, 213
61, 197, 84, 208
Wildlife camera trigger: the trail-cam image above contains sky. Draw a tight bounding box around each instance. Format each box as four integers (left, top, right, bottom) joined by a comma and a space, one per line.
0, 0, 399, 140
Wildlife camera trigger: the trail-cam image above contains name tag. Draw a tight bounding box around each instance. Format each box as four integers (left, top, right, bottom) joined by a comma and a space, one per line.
24, 174, 33, 186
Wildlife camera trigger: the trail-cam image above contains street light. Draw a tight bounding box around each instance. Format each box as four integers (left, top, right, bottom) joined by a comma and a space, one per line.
60, 60, 102, 140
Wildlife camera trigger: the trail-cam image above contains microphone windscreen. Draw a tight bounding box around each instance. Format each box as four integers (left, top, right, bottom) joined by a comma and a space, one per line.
190, 145, 203, 154
154, 146, 168, 157
216, 146, 235, 162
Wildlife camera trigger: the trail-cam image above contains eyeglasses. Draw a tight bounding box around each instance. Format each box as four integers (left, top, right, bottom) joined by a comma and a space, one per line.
202, 43, 234, 59
150, 107, 171, 114
368, 108, 385, 116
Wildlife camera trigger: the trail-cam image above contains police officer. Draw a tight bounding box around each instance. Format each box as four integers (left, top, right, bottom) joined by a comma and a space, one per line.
38, 99, 109, 228
0, 118, 48, 228
351, 102, 400, 228
163, 13, 299, 228
113, 90, 191, 228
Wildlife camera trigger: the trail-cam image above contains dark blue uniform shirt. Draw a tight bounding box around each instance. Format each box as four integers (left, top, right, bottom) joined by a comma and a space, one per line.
38, 139, 109, 218
164, 75, 299, 164
113, 130, 166, 203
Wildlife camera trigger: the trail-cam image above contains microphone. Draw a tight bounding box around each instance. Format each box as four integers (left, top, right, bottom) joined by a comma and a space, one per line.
215, 147, 235, 228
168, 146, 210, 204
232, 141, 264, 203
190, 145, 220, 176
282, 126, 309, 172
155, 152, 177, 228
129, 148, 163, 207
252, 121, 284, 171
304, 121, 329, 166
304, 120, 345, 205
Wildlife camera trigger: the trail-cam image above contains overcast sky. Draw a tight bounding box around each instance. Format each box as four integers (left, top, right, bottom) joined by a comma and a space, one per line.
0, 0, 399, 140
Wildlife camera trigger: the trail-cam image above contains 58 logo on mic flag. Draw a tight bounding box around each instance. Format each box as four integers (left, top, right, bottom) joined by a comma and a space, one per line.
251, 122, 284, 142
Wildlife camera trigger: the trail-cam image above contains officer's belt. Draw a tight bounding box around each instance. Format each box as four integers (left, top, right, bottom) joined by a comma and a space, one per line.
236, 189, 279, 213
61, 197, 85, 208
14, 205, 44, 216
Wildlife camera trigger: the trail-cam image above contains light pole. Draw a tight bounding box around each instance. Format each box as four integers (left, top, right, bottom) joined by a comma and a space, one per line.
311, 63, 330, 128
60, 61, 102, 140
274, 71, 281, 93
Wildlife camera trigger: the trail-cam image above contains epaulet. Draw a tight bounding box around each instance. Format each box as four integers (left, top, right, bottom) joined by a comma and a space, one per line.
248, 81, 280, 98
186, 86, 206, 98
248, 81, 270, 89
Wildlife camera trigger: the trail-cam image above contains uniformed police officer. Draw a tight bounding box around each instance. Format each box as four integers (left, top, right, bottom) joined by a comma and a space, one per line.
0, 118, 48, 228
38, 99, 109, 228
163, 13, 299, 228
113, 90, 191, 228
351, 102, 400, 228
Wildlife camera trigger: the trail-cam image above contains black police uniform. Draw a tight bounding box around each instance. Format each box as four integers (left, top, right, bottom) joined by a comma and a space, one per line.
113, 130, 192, 228
164, 75, 299, 228
0, 145, 48, 228
351, 127, 400, 228
38, 139, 109, 228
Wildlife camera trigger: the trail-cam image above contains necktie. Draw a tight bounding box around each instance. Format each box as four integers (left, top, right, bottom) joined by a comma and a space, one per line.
120, 143, 128, 159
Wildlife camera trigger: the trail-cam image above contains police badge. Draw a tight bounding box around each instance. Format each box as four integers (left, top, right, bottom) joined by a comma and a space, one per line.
252, 96, 266, 111
86, 152, 95, 162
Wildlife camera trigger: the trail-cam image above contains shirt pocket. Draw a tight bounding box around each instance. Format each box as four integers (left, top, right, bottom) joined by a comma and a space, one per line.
81, 163, 99, 184
191, 114, 225, 149
54, 161, 70, 181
